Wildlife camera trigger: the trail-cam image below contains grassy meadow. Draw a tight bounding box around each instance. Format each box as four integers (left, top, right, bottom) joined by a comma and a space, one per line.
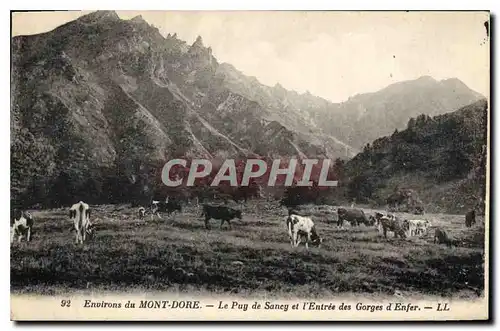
10, 201, 486, 299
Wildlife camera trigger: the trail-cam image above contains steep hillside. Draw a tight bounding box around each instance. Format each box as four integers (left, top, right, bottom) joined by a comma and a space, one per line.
10, 11, 335, 207
344, 99, 488, 213
217, 65, 483, 155
217, 62, 483, 152
10, 10, 485, 208
217, 63, 359, 158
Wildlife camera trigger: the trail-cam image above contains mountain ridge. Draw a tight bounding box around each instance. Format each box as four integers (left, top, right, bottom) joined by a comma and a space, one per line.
10, 10, 486, 208
343, 98, 488, 214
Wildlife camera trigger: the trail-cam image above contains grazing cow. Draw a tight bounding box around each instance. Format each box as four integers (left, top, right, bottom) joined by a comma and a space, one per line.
201, 204, 242, 230
337, 208, 370, 227
286, 214, 323, 250
434, 227, 452, 247
373, 212, 399, 233
417, 219, 431, 236
70, 201, 91, 245
406, 219, 431, 237
10, 210, 34, 243
374, 212, 407, 239
138, 207, 146, 220
465, 209, 476, 228
150, 198, 182, 220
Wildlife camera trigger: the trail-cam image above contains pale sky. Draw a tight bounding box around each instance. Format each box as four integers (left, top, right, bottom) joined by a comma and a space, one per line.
11, 10, 490, 102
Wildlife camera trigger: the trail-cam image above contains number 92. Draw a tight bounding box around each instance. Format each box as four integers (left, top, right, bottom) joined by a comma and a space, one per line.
61, 300, 71, 307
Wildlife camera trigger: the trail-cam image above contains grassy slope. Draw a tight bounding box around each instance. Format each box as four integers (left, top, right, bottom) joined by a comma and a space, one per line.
374, 172, 481, 214
11, 201, 485, 299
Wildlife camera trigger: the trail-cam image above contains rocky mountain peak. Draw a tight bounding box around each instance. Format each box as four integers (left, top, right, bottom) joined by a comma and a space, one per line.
192, 35, 204, 48
274, 83, 284, 90
77, 10, 120, 24
129, 15, 148, 25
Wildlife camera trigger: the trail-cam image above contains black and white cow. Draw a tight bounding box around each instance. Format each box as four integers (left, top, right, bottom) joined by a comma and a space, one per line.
150, 198, 182, 220
285, 214, 323, 250
374, 212, 408, 239
10, 209, 34, 243
69, 201, 92, 245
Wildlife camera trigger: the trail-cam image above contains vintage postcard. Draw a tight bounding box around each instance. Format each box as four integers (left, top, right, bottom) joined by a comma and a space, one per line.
10, 10, 490, 321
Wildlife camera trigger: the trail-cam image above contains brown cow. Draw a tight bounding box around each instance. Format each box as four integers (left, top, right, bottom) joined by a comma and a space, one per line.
337, 208, 371, 227
201, 204, 242, 230
465, 209, 476, 228
434, 227, 452, 247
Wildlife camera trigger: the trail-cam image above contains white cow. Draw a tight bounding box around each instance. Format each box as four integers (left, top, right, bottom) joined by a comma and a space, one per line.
69, 201, 92, 244
11, 210, 34, 243
285, 214, 323, 250
406, 219, 431, 237
150, 200, 162, 220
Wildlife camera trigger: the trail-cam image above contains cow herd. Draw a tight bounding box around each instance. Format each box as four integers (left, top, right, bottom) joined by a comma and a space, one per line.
284, 205, 479, 250
10, 198, 479, 250
9, 198, 246, 245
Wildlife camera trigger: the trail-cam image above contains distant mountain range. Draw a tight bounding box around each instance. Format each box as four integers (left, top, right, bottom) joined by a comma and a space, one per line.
309, 75, 484, 150
344, 99, 488, 213
10, 10, 486, 207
